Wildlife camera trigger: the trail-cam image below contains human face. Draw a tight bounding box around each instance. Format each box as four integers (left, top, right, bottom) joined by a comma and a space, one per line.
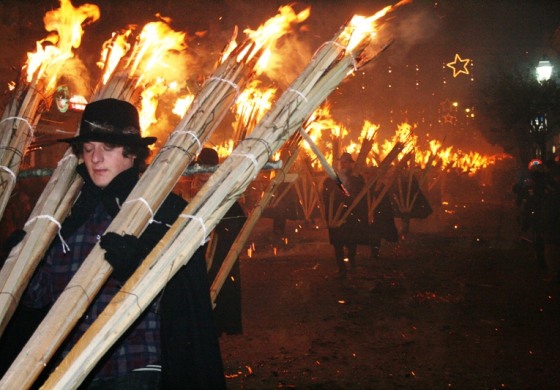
83, 142, 135, 188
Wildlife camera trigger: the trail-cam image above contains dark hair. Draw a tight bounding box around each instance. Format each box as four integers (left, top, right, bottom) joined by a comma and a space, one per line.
71, 141, 151, 171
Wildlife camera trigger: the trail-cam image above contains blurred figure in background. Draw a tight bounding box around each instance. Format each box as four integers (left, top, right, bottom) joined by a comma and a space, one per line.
193, 147, 246, 335
322, 152, 368, 279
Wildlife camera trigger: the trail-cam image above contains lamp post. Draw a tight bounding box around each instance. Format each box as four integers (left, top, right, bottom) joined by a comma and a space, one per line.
531, 57, 553, 160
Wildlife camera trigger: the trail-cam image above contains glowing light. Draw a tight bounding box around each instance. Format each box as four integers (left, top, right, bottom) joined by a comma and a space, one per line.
446, 54, 470, 77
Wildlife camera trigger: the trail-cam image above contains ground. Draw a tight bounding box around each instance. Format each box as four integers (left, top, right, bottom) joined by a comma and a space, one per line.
218, 188, 560, 389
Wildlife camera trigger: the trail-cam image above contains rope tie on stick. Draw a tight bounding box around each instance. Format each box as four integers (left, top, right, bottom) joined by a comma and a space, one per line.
63, 284, 91, 302
179, 214, 207, 246
116, 290, 143, 312
0, 165, 16, 182
159, 144, 196, 162
124, 197, 155, 223
25, 215, 70, 253
243, 137, 273, 159
0, 146, 23, 161
287, 88, 308, 103
0, 291, 16, 305
209, 76, 240, 97
0, 116, 34, 137
170, 130, 202, 155
231, 152, 259, 179
326, 40, 347, 52
323, 40, 357, 70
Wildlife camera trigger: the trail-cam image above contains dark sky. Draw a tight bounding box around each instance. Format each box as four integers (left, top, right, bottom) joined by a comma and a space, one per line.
1, 0, 560, 149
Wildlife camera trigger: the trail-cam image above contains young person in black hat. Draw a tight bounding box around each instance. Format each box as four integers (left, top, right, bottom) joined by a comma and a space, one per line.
3, 98, 225, 388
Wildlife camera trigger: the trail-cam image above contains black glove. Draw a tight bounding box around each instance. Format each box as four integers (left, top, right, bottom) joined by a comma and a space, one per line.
4, 229, 26, 252
99, 232, 147, 282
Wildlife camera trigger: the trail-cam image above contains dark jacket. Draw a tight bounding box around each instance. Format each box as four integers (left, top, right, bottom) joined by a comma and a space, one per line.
322, 174, 369, 245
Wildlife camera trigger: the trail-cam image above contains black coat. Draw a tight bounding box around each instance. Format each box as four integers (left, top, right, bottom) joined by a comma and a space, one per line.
160, 245, 226, 389
322, 174, 369, 245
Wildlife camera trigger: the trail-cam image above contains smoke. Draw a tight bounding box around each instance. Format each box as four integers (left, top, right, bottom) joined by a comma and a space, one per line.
57, 57, 93, 98
377, 4, 442, 65
262, 34, 314, 90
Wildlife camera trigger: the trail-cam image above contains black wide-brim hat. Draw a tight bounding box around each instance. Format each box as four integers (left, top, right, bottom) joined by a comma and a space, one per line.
58, 98, 157, 146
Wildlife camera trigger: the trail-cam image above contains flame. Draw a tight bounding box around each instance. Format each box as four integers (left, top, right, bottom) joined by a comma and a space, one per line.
97, 29, 133, 84
232, 80, 277, 141
301, 106, 505, 176
220, 5, 309, 73
126, 21, 187, 86
341, 0, 410, 51
24, 0, 99, 91
303, 105, 348, 166
215, 140, 235, 160
172, 95, 195, 118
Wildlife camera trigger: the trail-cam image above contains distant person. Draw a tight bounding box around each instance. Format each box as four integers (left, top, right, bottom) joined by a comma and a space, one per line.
192, 147, 247, 336
367, 169, 398, 259
515, 160, 547, 269
541, 160, 560, 282
322, 152, 368, 279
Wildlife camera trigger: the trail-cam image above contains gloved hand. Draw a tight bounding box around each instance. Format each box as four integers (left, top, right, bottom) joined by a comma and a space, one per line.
99, 232, 147, 282
4, 229, 26, 252
1, 229, 26, 268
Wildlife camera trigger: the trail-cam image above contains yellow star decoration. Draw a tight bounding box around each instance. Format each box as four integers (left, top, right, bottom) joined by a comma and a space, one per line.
446, 54, 470, 78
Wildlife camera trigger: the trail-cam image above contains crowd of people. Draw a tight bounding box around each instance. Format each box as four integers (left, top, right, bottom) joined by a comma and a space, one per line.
7, 97, 557, 389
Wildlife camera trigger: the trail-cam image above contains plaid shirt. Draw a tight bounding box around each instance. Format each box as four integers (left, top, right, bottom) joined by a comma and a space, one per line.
23, 202, 160, 381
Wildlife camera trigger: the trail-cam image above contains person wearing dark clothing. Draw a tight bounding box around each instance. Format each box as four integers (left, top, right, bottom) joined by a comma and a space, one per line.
160, 246, 227, 389
516, 161, 548, 269
322, 152, 368, 278
368, 180, 398, 259
1, 99, 225, 389
193, 147, 246, 336
540, 160, 560, 281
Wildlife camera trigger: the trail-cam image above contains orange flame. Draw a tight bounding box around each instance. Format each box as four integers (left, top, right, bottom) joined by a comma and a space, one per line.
25, 0, 99, 91
232, 80, 277, 141
97, 29, 133, 84
341, 0, 410, 51
220, 5, 309, 73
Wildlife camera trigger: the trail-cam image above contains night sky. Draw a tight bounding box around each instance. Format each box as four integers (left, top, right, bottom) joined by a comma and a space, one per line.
1, 0, 559, 151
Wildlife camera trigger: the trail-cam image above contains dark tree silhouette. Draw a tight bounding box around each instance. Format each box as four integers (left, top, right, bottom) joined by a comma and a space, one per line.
475, 65, 560, 166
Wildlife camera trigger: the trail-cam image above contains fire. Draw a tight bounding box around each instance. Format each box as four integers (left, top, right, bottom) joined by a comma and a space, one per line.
24, 0, 99, 91
95, 19, 193, 141
127, 21, 187, 85
303, 105, 349, 166
232, 80, 277, 141
341, 0, 410, 52
221, 5, 309, 73
172, 95, 195, 118
97, 29, 133, 85
215, 140, 235, 160
300, 104, 503, 177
